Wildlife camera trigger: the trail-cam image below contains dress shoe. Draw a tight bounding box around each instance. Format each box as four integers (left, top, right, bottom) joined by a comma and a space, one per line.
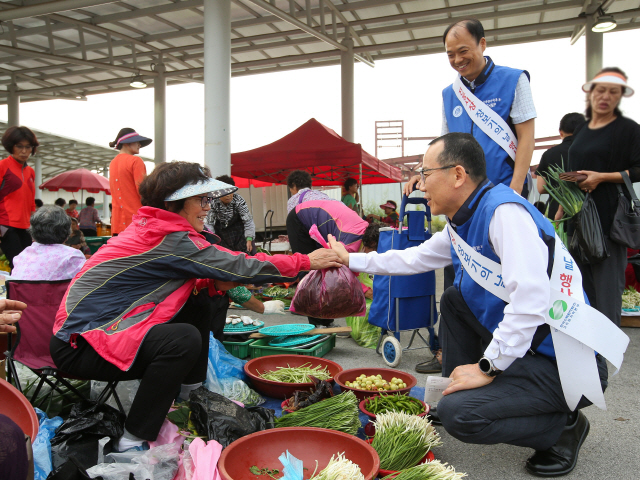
415, 357, 442, 374
525, 411, 590, 477
427, 405, 442, 426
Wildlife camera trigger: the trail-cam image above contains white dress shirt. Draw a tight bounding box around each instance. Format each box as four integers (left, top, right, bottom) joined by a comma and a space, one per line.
349, 202, 550, 371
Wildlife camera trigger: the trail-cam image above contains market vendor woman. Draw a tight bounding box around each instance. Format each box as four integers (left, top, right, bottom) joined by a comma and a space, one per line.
49, 162, 341, 452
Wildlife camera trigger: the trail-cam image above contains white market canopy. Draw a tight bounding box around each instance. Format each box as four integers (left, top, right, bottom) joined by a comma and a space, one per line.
0, 0, 637, 104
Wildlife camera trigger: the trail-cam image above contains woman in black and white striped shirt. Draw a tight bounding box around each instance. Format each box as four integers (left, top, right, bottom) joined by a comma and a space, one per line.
206, 175, 256, 254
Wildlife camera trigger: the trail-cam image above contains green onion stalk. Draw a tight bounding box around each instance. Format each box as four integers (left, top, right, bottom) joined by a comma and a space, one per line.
309, 452, 365, 480
538, 162, 585, 248
275, 391, 361, 435
371, 412, 442, 471
380, 460, 467, 480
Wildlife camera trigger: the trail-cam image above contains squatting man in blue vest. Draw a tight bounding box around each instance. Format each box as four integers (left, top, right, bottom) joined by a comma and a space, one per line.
329, 133, 608, 477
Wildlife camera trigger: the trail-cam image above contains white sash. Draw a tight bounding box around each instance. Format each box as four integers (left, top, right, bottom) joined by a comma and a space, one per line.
449, 227, 629, 410
452, 76, 517, 161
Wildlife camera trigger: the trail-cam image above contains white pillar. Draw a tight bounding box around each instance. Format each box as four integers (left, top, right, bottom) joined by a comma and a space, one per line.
204, 0, 231, 176
102, 166, 110, 221
34, 156, 42, 199
340, 36, 354, 142
8, 83, 19, 127
585, 14, 603, 81
154, 62, 167, 164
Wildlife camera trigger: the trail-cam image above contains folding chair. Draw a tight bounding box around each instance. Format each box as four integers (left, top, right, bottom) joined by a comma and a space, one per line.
4, 279, 124, 415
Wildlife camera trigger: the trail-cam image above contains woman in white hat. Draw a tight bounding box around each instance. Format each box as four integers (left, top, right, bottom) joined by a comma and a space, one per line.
50, 162, 342, 452
108, 128, 152, 235
566, 67, 640, 327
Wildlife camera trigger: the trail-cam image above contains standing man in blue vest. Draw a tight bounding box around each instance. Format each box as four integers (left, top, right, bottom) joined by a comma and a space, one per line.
405, 18, 537, 376
333, 133, 619, 477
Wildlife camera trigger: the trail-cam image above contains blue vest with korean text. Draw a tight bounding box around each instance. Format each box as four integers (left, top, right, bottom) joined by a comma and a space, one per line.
450, 183, 557, 359
443, 63, 524, 187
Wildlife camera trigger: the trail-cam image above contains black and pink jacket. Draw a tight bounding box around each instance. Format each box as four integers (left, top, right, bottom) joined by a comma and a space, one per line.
54, 206, 310, 371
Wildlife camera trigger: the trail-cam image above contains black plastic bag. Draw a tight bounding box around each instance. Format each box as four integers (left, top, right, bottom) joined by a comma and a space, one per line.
46, 456, 96, 480
570, 193, 609, 265
51, 401, 125, 471
188, 387, 275, 448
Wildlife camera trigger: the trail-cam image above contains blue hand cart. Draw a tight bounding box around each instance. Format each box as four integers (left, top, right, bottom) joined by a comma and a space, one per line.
368, 195, 438, 367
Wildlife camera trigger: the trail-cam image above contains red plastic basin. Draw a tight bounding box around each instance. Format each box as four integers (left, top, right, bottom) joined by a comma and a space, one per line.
366, 438, 435, 477
0, 377, 38, 441
334, 368, 417, 401
218, 427, 380, 480
244, 354, 342, 399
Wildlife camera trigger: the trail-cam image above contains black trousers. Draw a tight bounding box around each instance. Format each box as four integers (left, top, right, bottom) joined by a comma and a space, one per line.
1, 227, 32, 269
574, 236, 627, 327
286, 208, 332, 327
437, 286, 608, 451
50, 292, 227, 441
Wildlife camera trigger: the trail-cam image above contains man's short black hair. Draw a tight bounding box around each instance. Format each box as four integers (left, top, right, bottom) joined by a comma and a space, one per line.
86, 197, 95, 206
287, 170, 312, 190
54, 198, 66, 207
69, 199, 78, 206
429, 133, 487, 183
559, 112, 585, 135
443, 18, 485, 45
344, 177, 358, 190
215, 175, 235, 186
34, 199, 43, 208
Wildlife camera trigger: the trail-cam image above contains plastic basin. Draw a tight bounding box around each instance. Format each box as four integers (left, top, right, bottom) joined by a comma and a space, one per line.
359, 395, 429, 420
244, 354, 343, 399
366, 438, 435, 477
218, 427, 380, 480
334, 368, 417, 401
0, 377, 38, 441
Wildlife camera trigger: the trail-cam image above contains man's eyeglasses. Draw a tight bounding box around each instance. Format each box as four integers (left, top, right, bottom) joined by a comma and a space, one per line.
196, 195, 215, 208
14, 144, 33, 151
416, 165, 456, 183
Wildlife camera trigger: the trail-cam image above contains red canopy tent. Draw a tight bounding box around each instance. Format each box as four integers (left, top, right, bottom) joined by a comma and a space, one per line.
231, 118, 402, 186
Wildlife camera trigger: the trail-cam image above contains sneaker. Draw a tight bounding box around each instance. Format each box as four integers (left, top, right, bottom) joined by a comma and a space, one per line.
415, 357, 442, 374
115, 442, 150, 453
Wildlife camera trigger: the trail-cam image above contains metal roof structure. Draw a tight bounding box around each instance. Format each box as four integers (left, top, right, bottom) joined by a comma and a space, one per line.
0, 120, 152, 180
0, 0, 638, 104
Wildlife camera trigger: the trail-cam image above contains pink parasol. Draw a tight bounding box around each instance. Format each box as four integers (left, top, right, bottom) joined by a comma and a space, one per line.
39, 168, 111, 195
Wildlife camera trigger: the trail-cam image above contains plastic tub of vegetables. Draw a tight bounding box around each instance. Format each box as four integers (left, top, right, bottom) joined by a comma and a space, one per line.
334, 368, 417, 401
217, 427, 380, 480
244, 354, 343, 399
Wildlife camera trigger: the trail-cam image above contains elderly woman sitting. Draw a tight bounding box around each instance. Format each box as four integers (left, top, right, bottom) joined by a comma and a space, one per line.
11, 206, 86, 280
49, 161, 341, 452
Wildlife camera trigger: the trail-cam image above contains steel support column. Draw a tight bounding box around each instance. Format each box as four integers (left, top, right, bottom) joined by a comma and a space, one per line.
8, 83, 19, 127
34, 157, 42, 200
154, 62, 167, 164
585, 13, 603, 80
204, 0, 231, 176
340, 36, 354, 142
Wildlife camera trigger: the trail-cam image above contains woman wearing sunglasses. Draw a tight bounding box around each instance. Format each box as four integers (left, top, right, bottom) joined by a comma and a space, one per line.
0, 126, 39, 268
50, 161, 341, 453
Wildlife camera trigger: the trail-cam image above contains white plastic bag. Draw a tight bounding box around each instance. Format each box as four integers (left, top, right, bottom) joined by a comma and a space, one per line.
87, 443, 179, 480
90, 380, 140, 415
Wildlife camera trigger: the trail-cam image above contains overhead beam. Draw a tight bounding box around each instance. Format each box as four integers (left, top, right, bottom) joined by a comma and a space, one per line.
0, 0, 119, 22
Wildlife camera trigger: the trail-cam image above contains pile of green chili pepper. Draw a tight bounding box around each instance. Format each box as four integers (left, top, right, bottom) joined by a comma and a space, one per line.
366, 394, 425, 415
258, 363, 332, 383
275, 391, 361, 435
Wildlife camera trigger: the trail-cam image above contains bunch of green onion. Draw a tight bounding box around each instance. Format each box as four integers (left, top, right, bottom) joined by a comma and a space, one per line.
380, 460, 466, 480
258, 363, 332, 383
371, 412, 442, 471
539, 163, 585, 218
275, 391, 361, 435
309, 452, 365, 480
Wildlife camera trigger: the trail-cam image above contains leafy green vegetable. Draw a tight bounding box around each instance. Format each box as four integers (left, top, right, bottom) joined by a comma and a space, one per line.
259, 363, 332, 383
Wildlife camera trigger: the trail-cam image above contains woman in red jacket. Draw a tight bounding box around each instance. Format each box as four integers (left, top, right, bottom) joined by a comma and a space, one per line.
0, 126, 38, 268
50, 162, 342, 452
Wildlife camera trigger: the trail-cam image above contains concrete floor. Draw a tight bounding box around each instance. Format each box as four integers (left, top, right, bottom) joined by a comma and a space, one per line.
241, 268, 640, 480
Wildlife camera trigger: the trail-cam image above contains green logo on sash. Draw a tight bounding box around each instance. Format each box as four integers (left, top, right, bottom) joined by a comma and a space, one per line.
549, 300, 568, 320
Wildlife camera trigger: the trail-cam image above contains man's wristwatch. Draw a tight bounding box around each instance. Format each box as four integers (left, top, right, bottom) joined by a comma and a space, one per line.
478, 356, 502, 377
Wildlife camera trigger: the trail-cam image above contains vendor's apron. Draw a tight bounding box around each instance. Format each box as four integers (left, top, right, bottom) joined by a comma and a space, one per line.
214, 209, 247, 253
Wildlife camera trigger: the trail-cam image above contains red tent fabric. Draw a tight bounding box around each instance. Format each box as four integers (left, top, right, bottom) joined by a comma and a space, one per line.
39, 168, 111, 195
231, 118, 402, 186
231, 176, 273, 188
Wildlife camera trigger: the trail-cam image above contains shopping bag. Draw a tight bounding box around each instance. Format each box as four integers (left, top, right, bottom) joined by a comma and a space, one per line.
570, 193, 609, 264
610, 171, 640, 249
